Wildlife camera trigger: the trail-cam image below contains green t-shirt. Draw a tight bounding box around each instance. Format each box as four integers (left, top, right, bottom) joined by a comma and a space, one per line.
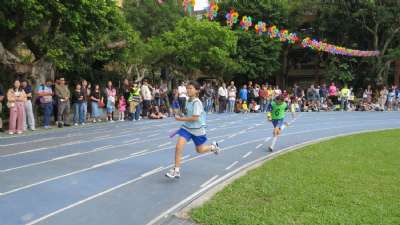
271, 101, 287, 120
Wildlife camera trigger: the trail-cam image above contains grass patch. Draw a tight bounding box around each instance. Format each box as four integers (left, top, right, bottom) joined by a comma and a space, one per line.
191, 129, 400, 225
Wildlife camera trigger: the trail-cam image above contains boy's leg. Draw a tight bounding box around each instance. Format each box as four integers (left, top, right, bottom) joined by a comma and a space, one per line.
174, 137, 186, 169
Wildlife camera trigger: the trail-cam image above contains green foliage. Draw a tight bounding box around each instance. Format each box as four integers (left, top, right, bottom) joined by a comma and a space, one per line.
160, 17, 238, 77
0, 0, 141, 77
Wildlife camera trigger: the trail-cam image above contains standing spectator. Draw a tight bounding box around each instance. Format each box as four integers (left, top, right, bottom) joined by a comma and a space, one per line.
81, 80, 90, 124
55, 77, 71, 128
239, 84, 248, 103
128, 82, 142, 121
227, 81, 237, 113
171, 88, 180, 116
218, 82, 228, 113
320, 83, 328, 104
178, 81, 187, 114
274, 85, 282, 96
7, 79, 27, 134
293, 83, 302, 98
121, 78, 131, 119
52, 78, 59, 123
21, 80, 35, 131
90, 84, 102, 123
340, 84, 350, 111
160, 80, 170, 110
105, 81, 117, 122
118, 95, 127, 121
153, 84, 161, 107
364, 85, 373, 103
0, 85, 4, 132
141, 79, 152, 118
253, 84, 260, 105
259, 84, 267, 112
379, 86, 388, 111
72, 83, 84, 126
35, 79, 53, 129
203, 83, 213, 113
329, 82, 338, 106
247, 81, 254, 103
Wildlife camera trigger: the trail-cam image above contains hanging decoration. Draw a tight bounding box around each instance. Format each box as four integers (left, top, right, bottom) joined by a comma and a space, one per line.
301, 38, 380, 57
254, 21, 267, 35
183, 0, 196, 14
239, 16, 253, 31
206, 1, 219, 20
267, 26, 299, 44
225, 9, 239, 28
176, 2, 380, 57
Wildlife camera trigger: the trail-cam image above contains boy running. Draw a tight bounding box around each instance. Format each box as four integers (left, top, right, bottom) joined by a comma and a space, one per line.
166, 81, 220, 179
267, 95, 288, 152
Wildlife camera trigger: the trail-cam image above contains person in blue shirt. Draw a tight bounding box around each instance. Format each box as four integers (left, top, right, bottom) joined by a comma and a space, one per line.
239, 84, 248, 103
166, 81, 221, 179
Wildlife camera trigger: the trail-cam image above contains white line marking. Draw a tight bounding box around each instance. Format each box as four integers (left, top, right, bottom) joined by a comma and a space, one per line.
0, 148, 49, 157
147, 133, 159, 138
209, 128, 217, 131
255, 144, 263, 149
242, 151, 252, 158
264, 137, 271, 142
141, 167, 164, 178
225, 161, 239, 170
158, 142, 172, 147
130, 149, 149, 156
181, 155, 191, 160
219, 139, 225, 143
91, 159, 119, 168
200, 175, 219, 188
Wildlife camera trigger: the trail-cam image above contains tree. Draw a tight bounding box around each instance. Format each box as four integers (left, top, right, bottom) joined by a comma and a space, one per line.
160, 17, 238, 79
0, 0, 140, 82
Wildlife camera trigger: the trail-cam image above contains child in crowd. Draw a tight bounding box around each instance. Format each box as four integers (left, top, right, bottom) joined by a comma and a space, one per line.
242, 101, 249, 113
166, 81, 220, 179
118, 95, 126, 121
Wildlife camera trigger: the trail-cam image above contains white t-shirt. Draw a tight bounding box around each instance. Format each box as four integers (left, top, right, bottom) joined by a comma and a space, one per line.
178, 85, 187, 98
141, 85, 152, 100
218, 87, 228, 97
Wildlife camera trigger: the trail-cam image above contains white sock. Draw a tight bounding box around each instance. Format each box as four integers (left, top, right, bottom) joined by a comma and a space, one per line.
270, 137, 278, 149
174, 167, 180, 172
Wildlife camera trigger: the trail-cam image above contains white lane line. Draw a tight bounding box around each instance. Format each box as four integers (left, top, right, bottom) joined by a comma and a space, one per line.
181, 155, 191, 160
22, 136, 272, 225
0, 148, 49, 157
158, 142, 172, 147
200, 175, 219, 188
0, 153, 82, 173
0, 146, 174, 196
255, 144, 263, 149
147, 133, 159, 138
141, 167, 164, 178
264, 137, 271, 142
219, 139, 225, 143
242, 151, 252, 159
225, 161, 239, 170
24, 173, 152, 225
209, 128, 217, 131
130, 149, 149, 156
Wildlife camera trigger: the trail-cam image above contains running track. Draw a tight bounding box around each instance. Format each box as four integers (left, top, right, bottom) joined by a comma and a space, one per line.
0, 112, 399, 225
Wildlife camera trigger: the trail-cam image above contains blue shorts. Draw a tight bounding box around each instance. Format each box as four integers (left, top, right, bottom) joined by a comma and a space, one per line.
177, 128, 207, 146
272, 119, 284, 128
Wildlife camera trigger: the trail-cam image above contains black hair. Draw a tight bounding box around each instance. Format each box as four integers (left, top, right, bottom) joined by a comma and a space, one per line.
188, 80, 201, 90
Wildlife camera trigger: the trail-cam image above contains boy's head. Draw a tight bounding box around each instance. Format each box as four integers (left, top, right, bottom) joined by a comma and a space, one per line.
275, 95, 284, 104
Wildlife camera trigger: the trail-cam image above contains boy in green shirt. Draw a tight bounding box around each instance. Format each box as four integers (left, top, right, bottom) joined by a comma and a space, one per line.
267, 95, 288, 151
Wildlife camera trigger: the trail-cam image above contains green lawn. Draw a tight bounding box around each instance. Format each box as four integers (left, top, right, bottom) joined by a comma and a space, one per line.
191, 129, 400, 225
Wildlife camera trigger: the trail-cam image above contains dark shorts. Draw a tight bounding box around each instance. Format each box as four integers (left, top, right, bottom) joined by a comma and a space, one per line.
272, 119, 284, 128
177, 128, 207, 146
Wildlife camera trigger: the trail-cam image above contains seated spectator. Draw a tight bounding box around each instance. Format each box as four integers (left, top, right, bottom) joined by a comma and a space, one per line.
242, 101, 249, 113
234, 99, 242, 113
249, 99, 260, 113
149, 105, 166, 119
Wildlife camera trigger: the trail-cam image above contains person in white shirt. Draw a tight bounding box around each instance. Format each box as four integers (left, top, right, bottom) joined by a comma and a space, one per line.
218, 82, 228, 113
227, 81, 237, 113
141, 79, 152, 118
178, 81, 187, 114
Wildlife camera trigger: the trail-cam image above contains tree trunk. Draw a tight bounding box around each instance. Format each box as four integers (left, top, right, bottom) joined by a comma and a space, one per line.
281, 47, 289, 89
